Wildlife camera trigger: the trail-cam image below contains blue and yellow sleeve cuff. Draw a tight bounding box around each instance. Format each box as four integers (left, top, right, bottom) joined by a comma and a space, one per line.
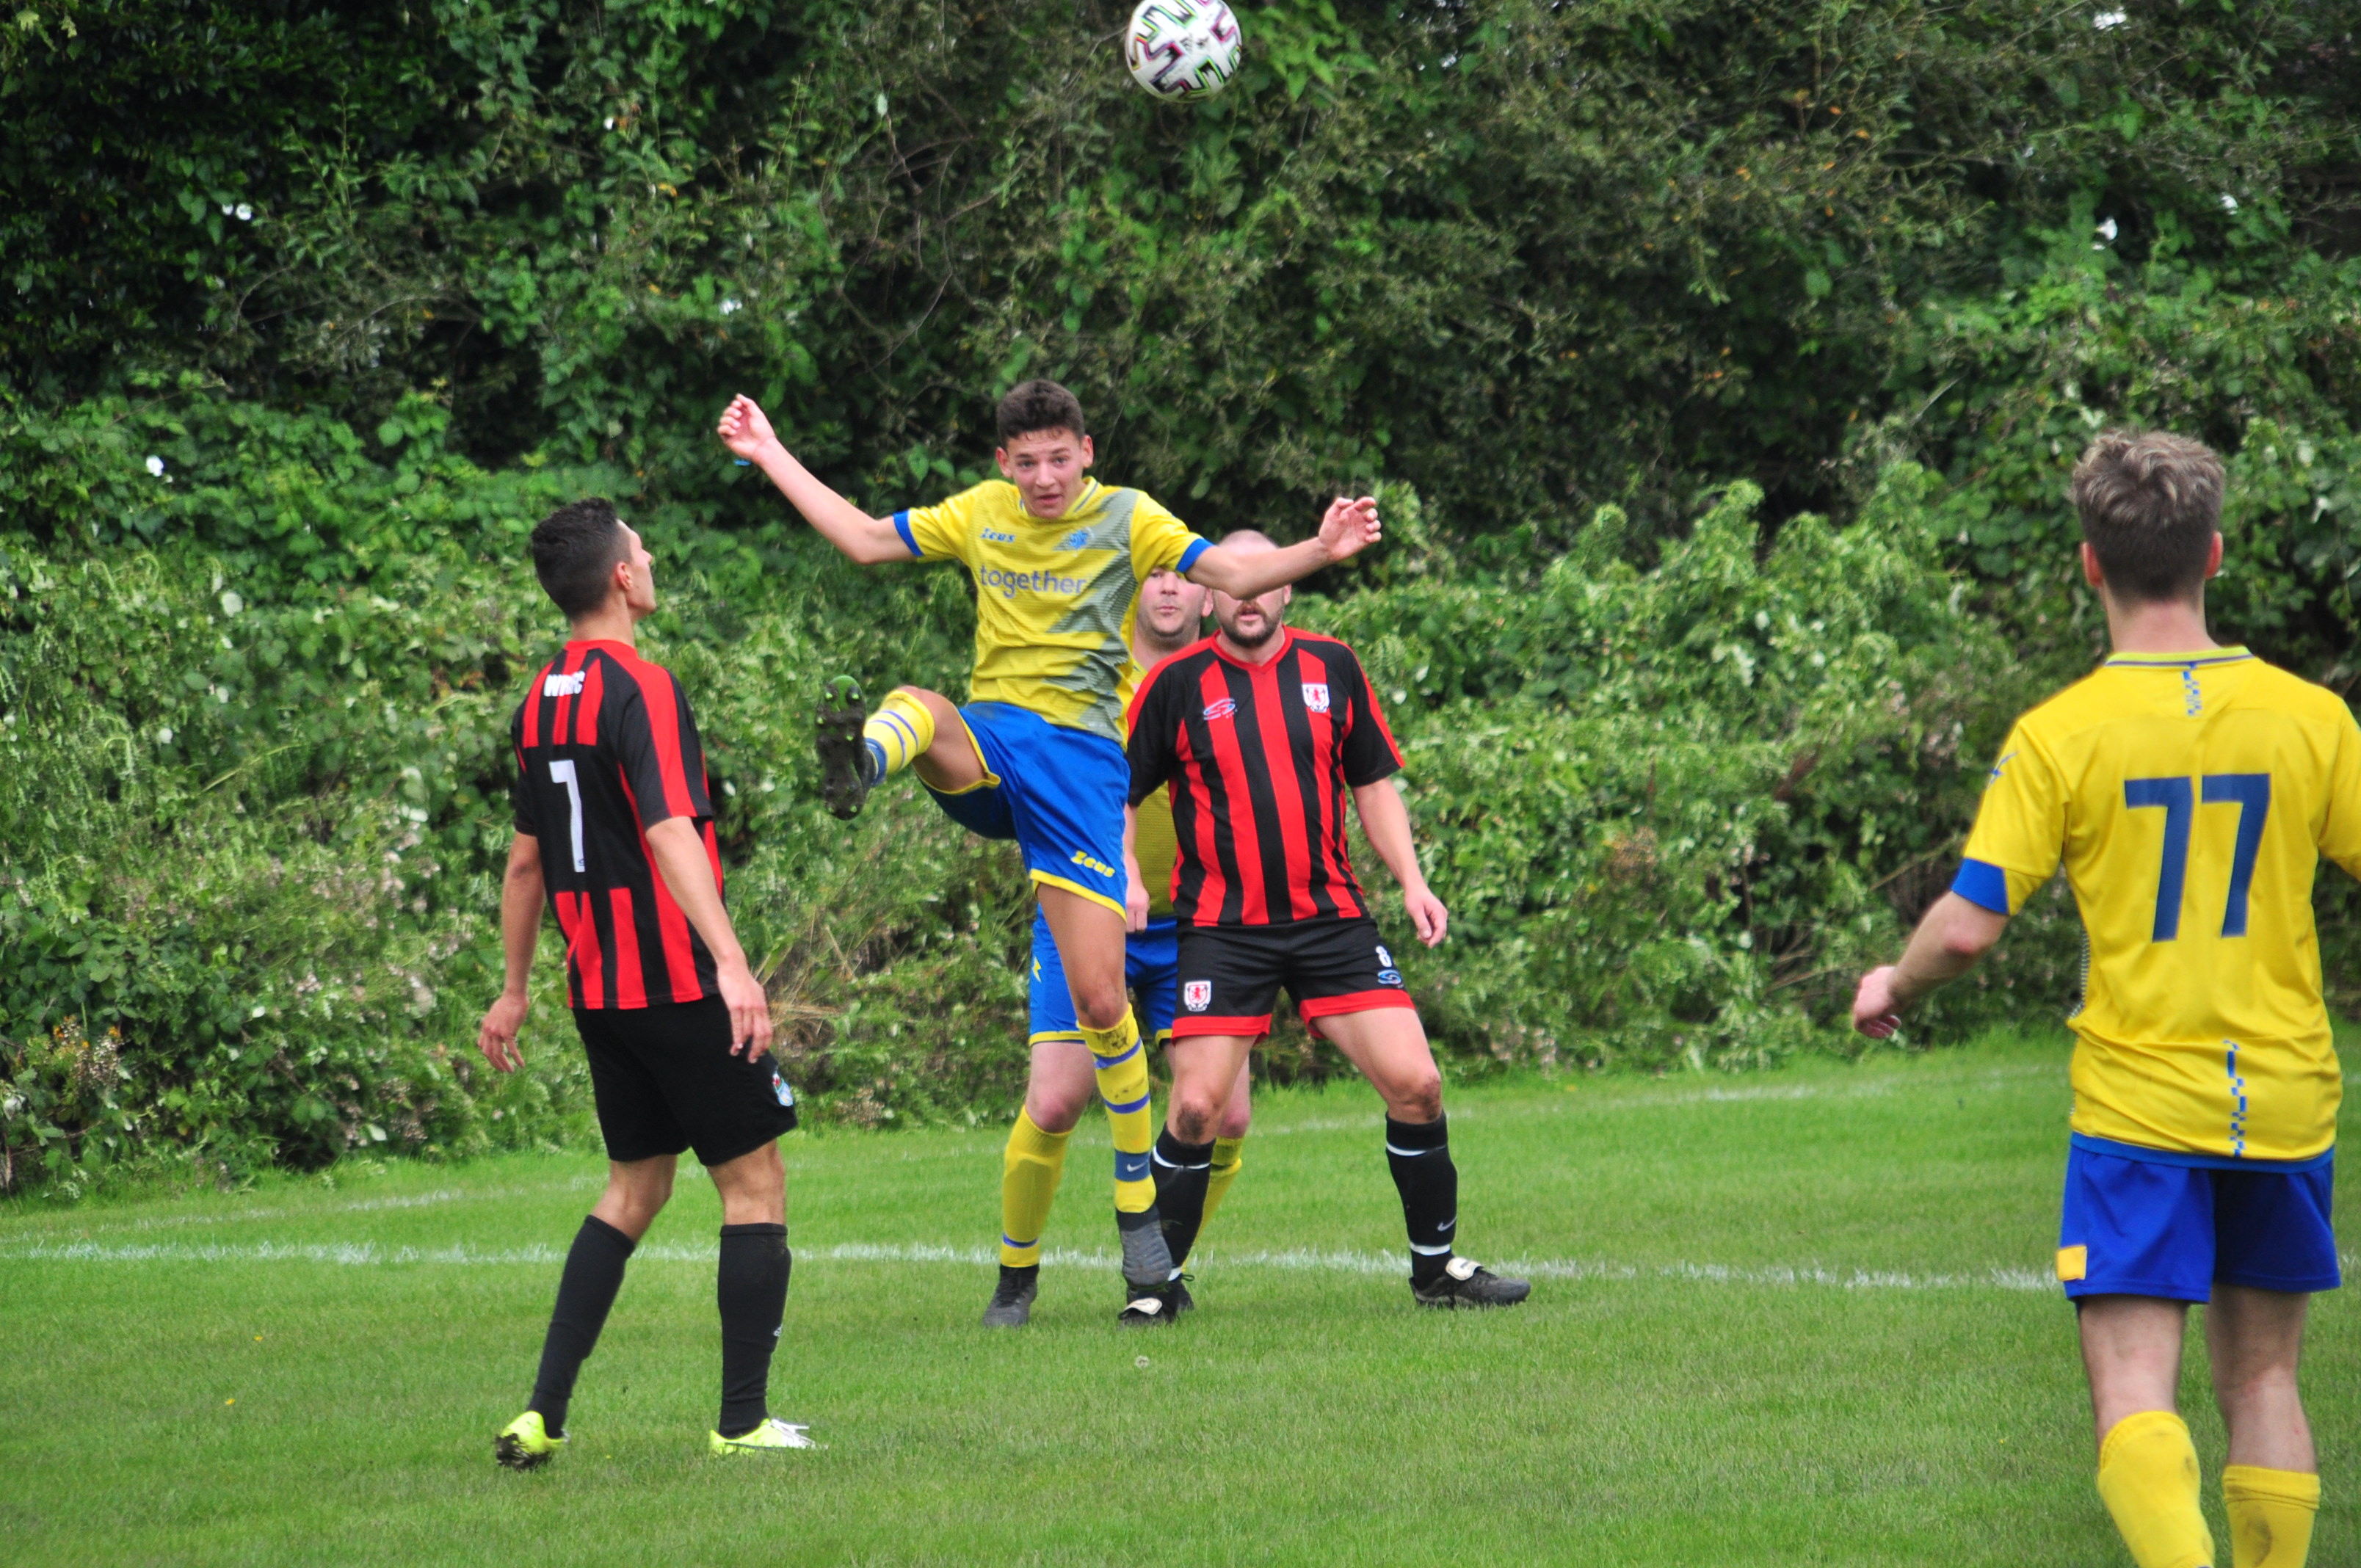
1950, 857, 2011, 915
1178, 537, 1211, 574
893, 510, 922, 558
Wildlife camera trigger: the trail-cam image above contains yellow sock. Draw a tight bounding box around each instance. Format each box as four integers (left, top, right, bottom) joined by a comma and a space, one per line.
1201, 1136, 1246, 1227
2097, 1410, 2218, 1568
1084, 1010, 1156, 1213
2224, 1464, 2318, 1568
998, 1108, 1069, 1268
863, 689, 935, 781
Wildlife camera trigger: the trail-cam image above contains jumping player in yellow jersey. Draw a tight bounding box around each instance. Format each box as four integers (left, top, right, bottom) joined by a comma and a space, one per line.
717, 381, 1376, 1317
1853, 431, 2349, 1568
979, 565, 1255, 1327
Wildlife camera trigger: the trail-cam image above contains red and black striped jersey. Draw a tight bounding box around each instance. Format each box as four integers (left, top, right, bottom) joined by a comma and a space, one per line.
1126, 628, 1403, 928
509, 639, 722, 1009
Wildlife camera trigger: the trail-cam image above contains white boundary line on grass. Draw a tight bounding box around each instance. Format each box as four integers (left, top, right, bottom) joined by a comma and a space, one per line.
0, 1235, 2213, 1293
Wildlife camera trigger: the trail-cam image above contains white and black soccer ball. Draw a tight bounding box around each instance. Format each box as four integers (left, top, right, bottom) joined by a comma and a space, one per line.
1124, 0, 1242, 101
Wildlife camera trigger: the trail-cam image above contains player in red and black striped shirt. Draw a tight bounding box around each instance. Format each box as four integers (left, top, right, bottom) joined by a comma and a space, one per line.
476, 499, 808, 1466
1125, 530, 1529, 1313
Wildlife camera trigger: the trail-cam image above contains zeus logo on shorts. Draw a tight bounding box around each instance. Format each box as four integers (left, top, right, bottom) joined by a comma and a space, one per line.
1071, 849, 1117, 879
1203, 697, 1237, 722
1302, 682, 1331, 713
543, 671, 585, 697
1183, 980, 1212, 1012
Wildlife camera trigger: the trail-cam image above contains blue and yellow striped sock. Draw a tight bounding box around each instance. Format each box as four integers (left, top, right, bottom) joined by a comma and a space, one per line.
998, 1108, 1069, 1269
1083, 1010, 1156, 1215
862, 689, 935, 786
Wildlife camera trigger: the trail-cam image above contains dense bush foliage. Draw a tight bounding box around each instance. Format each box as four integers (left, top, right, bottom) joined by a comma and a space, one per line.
7, 0, 2361, 1192
0, 388, 2077, 1193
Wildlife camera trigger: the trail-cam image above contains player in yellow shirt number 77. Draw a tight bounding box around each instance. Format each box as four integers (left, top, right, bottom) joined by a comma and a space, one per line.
1852, 431, 2347, 1568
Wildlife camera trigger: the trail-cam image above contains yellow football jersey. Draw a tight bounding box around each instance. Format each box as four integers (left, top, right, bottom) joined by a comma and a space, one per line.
893, 478, 1211, 744
1958, 647, 2361, 1161
1133, 774, 1181, 919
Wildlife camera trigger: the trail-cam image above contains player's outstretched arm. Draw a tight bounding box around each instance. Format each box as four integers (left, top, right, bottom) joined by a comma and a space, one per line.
1851, 892, 2009, 1037
476, 832, 545, 1073
715, 395, 910, 565
1188, 496, 1382, 599
1351, 779, 1448, 948
644, 817, 776, 1059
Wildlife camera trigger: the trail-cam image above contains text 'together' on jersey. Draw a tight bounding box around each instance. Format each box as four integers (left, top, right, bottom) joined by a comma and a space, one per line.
1956, 647, 2359, 1162
893, 477, 1211, 744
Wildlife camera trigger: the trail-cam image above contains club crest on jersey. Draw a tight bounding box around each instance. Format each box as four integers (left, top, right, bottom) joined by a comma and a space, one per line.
1059, 528, 1091, 551
1203, 697, 1237, 722
1302, 682, 1331, 713
543, 671, 586, 698
1183, 980, 1213, 1012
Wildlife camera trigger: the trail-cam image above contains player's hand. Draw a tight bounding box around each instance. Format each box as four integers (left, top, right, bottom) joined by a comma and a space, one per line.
1125, 864, 1151, 934
477, 991, 529, 1073
1852, 966, 1904, 1039
716, 395, 780, 463
718, 960, 776, 1059
1404, 884, 1449, 948
1316, 495, 1382, 565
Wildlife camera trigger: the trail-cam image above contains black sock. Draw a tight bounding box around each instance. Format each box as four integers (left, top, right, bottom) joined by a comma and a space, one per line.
1384, 1114, 1458, 1283
1151, 1129, 1216, 1272
716, 1223, 791, 1439
529, 1215, 636, 1434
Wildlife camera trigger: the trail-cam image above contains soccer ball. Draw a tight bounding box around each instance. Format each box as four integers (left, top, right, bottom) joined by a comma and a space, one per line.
1125, 0, 1242, 101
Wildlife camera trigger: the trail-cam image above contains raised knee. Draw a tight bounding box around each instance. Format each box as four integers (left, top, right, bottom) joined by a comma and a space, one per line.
1073, 985, 1129, 1034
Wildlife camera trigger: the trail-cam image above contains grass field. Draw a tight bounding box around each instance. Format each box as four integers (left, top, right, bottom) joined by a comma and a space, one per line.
1, 1028, 2353, 1567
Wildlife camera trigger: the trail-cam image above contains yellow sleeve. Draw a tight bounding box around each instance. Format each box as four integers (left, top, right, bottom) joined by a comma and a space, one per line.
892, 486, 980, 565
2318, 705, 2361, 882
1128, 492, 1213, 580
1955, 723, 2066, 915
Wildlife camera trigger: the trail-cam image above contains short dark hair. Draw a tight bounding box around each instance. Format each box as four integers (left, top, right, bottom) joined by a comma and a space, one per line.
2070, 430, 2225, 603
996, 380, 1087, 445
530, 498, 628, 620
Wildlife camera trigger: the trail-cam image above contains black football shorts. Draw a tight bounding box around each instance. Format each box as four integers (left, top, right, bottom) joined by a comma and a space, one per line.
572, 995, 799, 1166
1170, 916, 1418, 1040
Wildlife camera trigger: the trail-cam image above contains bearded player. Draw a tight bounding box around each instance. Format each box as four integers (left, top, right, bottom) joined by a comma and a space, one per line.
1125, 531, 1530, 1318
717, 382, 1377, 1316
1854, 432, 2346, 1568
982, 565, 1255, 1326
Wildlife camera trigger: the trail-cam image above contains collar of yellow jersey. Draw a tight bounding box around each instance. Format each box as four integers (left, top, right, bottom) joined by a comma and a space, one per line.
2103, 647, 2254, 669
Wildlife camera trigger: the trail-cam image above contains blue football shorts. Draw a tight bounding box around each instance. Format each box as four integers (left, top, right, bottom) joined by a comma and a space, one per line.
1027, 905, 1179, 1045
922, 702, 1128, 916
2056, 1135, 2340, 1303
